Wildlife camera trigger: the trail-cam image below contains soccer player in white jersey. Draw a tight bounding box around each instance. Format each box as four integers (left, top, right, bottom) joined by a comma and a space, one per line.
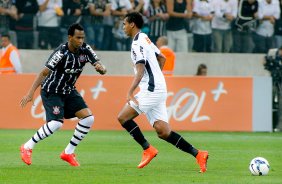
117, 12, 209, 173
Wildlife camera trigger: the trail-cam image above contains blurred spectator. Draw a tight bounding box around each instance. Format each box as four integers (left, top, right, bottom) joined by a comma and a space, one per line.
192, 0, 214, 52
61, 0, 81, 42
156, 36, 175, 76
195, 63, 207, 76
130, 0, 144, 12
0, 34, 22, 74
82, 0, 111, 50
13, 0, 39, 49
101, 1, 115, 50
147, 0, 169, 44
0, 0, 17, 37
253, 0, 280, 53
37, 0, 63, 49
232, 0, 258, 53
166, 0, 192, 52
111, 0, 132, 51
79, 0, 95, 49
142, 0, 150, 12
274, 0, 282, 48
211, 0, 237, 53
130, 0, 149, 35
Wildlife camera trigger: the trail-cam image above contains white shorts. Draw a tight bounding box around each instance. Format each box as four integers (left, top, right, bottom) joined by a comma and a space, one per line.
129, 90, 168, 126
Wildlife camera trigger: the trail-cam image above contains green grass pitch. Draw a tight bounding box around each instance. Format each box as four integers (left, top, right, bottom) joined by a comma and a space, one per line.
0, 130, 281, 184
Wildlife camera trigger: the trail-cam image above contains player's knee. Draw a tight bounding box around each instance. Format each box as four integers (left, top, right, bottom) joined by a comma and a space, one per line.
48, 120, 63, 131
117, 114, 126, 124
157, 129, 170, 140
82, 115, 95, 127
154, 121, 171, 139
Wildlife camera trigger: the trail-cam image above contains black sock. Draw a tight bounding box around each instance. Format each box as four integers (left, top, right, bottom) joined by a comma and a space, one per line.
122, 120, 150, 150
166, 131, 198, 157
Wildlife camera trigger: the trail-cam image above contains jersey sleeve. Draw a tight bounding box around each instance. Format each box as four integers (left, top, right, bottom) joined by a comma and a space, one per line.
84, 43, 100, 65
45, 45, 65, 71
131, 43, 146, 65
152, 42, 161, 56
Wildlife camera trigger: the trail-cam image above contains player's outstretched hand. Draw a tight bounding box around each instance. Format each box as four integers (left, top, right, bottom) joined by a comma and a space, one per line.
94, 63, 107, 75
20, 94, 33, 108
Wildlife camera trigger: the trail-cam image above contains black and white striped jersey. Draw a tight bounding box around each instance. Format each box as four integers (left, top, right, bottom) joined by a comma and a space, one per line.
42, 42, 99, 94
148, 4, 167, 37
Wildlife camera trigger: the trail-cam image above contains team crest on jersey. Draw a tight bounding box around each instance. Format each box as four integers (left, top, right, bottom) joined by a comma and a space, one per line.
79, 55, 86, 62
53, 106, 60, 115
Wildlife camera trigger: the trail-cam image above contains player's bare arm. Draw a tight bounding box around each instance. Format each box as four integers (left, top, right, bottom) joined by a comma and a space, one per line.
157, 53, 166, 70
20, 67, 50, 108
93, 61, 107, 75
127, 63, 145, 105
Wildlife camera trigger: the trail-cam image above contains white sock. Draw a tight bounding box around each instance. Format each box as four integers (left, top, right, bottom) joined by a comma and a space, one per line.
65, 116, 94, 154
24, 120, 63, 149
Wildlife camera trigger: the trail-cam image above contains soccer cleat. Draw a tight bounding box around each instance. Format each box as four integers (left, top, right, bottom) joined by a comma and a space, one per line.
137, 145, 158, 169
20, 144, 32, 165
196, 150, 209, 173
60, 151, 80, 167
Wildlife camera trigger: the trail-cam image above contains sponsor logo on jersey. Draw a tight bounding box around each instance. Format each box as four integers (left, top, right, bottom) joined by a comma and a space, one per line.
65, 68, 83, 74
140, 46, 144, 58
132, 49, 137, 60
48, 51, 64, 68
85, 44, 99, 62
86, 45, 97, 57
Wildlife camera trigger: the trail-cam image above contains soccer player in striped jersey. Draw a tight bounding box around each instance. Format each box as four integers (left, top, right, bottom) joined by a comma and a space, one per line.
118, 12, 209, 173
19, 23, 106, 166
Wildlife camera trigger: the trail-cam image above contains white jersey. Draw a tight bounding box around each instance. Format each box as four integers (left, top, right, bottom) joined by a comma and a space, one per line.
131, 32, 167, 92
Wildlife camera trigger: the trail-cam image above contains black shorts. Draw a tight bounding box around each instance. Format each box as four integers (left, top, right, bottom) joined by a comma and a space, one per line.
41, 89, 88, 122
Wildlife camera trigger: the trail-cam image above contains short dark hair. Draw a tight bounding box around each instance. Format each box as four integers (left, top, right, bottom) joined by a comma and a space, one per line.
125, 12, 144, 29
68, 23, 84, 36
1, 34, 10, 40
